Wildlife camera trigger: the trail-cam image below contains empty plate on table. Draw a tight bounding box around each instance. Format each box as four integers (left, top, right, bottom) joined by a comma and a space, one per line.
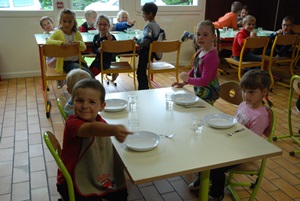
104, 99, 128, 112
124, 131, 161, 152
173, 93, 200, 106
203, 113, 237, 129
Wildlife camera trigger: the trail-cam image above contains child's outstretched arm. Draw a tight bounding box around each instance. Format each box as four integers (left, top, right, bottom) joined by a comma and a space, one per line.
77, 122, 133, 143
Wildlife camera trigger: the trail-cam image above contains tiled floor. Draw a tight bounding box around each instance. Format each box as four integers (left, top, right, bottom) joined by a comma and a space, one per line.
0, 63, 300, 201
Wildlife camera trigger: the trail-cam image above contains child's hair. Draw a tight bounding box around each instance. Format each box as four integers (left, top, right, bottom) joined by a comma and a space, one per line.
142, 2, 158, 17
231, 1, 243, 13
96, 14, 110, 27
66, 69, 91, 93
196, 20, 215, 35
240, 69, 273, 107
242, 15, 256, 25
40, 16, 53, 28
283, 15, 295, 25
58, 8, 78, 32
117, 10, 129, 22
84, 9, 97, 18
72, 78, 106, 104
242, 5, 249, 13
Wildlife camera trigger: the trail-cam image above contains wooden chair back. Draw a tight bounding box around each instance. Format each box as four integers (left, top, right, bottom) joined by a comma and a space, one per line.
219, 81, 243, 106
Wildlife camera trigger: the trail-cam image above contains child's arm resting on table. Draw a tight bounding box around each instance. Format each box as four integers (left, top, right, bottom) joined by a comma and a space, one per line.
77, 122, 133, 143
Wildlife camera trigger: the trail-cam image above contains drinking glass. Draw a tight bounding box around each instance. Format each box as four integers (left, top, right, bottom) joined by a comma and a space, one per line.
192, 115, 204, 134
165, 92, 174, 110
223, 27, 228, 33
128, 94, 138, 111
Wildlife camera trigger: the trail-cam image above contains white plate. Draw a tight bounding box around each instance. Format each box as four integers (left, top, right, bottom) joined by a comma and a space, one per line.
203, 113, 237, 129
104, 99, 128, 112
173, 93, 200, 106
124, 131, 161, 151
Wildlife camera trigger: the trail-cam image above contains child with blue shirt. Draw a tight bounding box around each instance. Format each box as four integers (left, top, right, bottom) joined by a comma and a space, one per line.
114, 10, 136, 31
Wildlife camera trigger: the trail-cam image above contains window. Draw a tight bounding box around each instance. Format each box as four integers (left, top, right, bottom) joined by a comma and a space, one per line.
137, 0, 200, 13
73, 0, 119, 11
141, 0, 197, 6
0, 0, 43, 10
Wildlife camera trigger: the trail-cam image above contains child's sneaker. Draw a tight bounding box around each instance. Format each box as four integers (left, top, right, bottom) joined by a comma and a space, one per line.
57, 80, 65, 89
180, 31, 191, 42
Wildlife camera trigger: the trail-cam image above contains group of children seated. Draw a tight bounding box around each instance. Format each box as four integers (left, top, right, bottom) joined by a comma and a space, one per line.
38, 3, 298, 201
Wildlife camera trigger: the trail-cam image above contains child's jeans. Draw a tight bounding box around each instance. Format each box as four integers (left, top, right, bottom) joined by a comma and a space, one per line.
233, 52, 262, 62
137, 47, 150, 90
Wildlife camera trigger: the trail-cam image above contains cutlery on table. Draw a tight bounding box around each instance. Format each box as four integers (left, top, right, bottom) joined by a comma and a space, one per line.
159, 134, 176, 138
182, 105, 205, 108
227, 128, 245, 136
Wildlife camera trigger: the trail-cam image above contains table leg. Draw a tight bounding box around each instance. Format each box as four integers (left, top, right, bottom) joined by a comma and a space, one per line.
199, 170, 210, 201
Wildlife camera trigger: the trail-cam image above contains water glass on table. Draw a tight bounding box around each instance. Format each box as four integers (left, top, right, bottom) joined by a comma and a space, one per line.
192, 115, 204, 134
165, 92, 174, 110
128, 94, 138, 112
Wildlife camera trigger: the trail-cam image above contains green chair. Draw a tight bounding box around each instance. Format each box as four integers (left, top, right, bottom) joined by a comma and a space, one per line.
273, 75, 300, 156
43, 131, 75, 201
56, 98, 67, 122
225, 106, 276, 201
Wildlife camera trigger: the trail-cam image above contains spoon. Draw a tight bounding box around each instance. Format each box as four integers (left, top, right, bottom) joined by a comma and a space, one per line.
159, 134, 176, 138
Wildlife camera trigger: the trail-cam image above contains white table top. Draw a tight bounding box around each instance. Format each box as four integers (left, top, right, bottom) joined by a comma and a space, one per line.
101, 87, 282, 185
219, 29, 274, 39
34, 31, 137, 45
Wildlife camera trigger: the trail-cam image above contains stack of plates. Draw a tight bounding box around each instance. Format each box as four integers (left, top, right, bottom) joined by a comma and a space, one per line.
203, 113, 237, 129
124, 131, 161, 151
104, 99, 128, 112
173, 93, 200, 106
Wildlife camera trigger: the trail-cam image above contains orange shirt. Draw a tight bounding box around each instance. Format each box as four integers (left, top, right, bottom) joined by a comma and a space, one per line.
213, 12, 238, 30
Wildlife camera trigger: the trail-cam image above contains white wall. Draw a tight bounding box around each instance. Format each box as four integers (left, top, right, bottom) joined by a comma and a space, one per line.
0, 0, 205, 79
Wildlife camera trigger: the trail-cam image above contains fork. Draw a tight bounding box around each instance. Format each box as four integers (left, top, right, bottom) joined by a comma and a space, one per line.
227, 128, 245, 136
159, 134, 176, 138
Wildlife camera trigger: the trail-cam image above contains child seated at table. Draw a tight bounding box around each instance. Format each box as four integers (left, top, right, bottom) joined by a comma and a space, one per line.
56, 78, 132, 201
232, 15, 261, 62
237, 5, 249, 28
46, 8, 94, 78
188, 70, 273, 201
180, 1, 243, 42
172, 20, 220, 106
114, 10, 136, 31
64, 69, 91, 116
79, 9, 97, 32
89, 15, 117, 79
40, 16, 58, 34
267, 15, 296, 57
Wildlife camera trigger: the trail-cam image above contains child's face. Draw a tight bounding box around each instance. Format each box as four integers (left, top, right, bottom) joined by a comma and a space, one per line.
41, 19, 54, 33
142, 11, 151, 21
242, 88, 267, 108
195, 25, 216, 50
60, 14, 75, 34
73, 88, 105, 122
282, 20, 293, 33
97, 18, 110, 34
243, 20, 255, 32
240, 9, 248, 18
86, 13, 97, 26
119, 13, 128, 22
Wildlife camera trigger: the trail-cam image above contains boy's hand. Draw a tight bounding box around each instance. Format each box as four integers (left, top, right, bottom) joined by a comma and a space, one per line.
114, 125, 133, 143
98, 47, 103, 53
61, 42, 69, 48
106, 33, 113, 41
